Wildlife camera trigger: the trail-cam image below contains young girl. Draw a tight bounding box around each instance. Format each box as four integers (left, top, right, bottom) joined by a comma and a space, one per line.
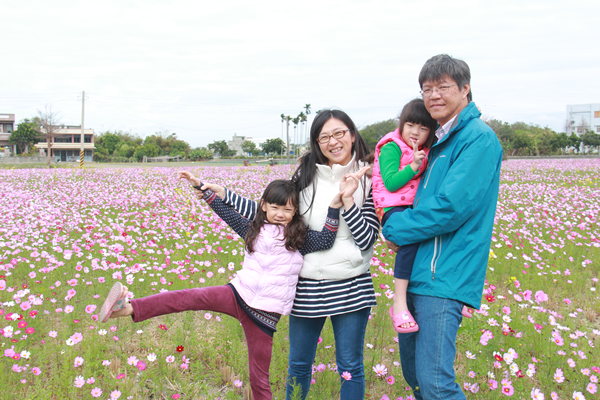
99, 174, 350, 400
372, 99, 437, 333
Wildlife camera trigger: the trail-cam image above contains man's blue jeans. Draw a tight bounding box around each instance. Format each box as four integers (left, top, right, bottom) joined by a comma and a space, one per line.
286, 307, 370, 400
398, 293, 466, 400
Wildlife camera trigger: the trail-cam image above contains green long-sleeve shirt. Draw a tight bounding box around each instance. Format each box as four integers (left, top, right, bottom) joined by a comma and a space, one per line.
379, 142, 417, 213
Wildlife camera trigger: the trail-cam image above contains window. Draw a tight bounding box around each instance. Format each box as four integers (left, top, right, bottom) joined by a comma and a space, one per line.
597, 126, 600, 133
595, 111, 600, 118
54, 135, 72, 143
577, 126, 584, 133
73, 135, 92, 143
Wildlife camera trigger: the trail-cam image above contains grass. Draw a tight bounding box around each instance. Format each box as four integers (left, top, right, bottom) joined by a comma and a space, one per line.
0, 159, 599, 399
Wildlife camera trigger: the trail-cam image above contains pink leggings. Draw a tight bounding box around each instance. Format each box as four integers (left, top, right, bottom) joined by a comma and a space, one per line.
130, 285, 273, 400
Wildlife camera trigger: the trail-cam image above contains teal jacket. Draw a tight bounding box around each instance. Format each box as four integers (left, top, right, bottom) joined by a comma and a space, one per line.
383, 102, 503, 309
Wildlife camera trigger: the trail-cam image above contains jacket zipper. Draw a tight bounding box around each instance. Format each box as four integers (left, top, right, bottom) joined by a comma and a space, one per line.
415, 145, 446, 207
431, 235, 442, 280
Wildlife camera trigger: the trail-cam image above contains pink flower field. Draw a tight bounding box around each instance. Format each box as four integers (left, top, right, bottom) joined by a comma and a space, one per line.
1, 159, 599, 399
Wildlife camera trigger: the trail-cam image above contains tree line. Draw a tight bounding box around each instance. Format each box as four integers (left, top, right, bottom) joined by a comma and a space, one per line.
359, 118, 600, 156
7, 113, 600, 162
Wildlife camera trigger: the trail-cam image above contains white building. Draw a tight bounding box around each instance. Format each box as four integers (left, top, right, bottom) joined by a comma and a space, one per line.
36, 126, 96, 162
0, 114, 15, 155
566, 104, 600, 135
227, 133, 252, 156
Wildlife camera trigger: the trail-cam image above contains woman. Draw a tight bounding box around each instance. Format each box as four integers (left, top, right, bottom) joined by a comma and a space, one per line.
203, 109, 379, 399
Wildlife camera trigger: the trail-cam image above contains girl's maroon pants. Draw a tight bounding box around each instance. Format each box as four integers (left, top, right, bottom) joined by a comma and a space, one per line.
130, 285, 273, 400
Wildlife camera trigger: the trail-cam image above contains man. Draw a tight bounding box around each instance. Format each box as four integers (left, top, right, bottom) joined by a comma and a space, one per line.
383, 54, 503, 399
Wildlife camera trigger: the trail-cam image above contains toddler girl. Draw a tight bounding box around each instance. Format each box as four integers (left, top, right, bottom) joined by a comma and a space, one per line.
372, 99, 437, 333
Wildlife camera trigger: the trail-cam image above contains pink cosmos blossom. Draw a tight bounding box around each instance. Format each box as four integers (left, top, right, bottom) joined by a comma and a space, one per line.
91, 387, 102, 398
32, 367, 41, 375
74, 375, 85, 387
341, 371, 352, 380
530, 388, 545, 399
534, 290, 548, 302
74, 356, 84, 367
110, 390, 121, 399
234, 379, 243, 387
85, 305, 97, 314
586, 383, 597, 394
373, 364, 387, 377
386, 375, 395, 385
554, 368, 565, 383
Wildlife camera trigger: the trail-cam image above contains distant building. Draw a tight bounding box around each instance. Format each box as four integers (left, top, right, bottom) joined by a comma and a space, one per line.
228, 133, 252, 156
0, 114, 15, 155
36, 125, 96, 162
566, 104, 600, 135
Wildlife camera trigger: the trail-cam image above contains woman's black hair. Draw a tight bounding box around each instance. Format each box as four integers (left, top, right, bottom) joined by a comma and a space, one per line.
291, 109, 371, 214
398, 98, 438, 149
245, 180, 307, 253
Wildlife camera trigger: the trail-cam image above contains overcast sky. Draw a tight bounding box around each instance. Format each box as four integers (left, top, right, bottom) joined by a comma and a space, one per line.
2, 0, 598, 148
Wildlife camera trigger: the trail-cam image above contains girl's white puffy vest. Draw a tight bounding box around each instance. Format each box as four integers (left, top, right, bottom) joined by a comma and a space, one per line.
231, 223, 304, 315
299, 156, 374, 280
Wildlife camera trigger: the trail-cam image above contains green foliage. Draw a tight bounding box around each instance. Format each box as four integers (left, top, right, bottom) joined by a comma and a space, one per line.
189, 147, 213, 161
134, 143, 161, 160
208, 140, 237, 158
359, 119, 398, 151
144, 131, 191, 157
262, 138, 284, 156
484, 119, 582, 156
581, 130, 600, 147
9, 119, 41, 154
241, 140, 259, 156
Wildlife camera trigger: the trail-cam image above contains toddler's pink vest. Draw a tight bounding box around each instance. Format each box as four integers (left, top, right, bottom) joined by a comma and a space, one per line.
372, 129, 429, 209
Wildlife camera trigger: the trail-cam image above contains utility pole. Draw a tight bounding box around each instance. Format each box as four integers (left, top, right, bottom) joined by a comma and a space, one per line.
80, 90, 85, 168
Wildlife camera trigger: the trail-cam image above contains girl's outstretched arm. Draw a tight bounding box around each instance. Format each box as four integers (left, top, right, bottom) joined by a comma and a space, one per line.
202, 189, 251, 239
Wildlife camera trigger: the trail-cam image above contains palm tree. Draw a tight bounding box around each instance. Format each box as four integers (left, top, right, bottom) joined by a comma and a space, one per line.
280, 113, 286, 157
304, 104, 311, 144
292, 117, 300, 157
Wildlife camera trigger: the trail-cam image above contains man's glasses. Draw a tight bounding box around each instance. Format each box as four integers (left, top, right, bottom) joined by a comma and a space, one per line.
420, 84, 457, 98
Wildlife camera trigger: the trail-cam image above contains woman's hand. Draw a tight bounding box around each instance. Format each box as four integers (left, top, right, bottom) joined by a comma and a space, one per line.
339, 165, 371, 208
190, 182, 226, 200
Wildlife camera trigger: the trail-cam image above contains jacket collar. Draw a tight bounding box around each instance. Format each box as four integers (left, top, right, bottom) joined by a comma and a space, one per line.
316, 153, 361, 181
433, 101, 481, 146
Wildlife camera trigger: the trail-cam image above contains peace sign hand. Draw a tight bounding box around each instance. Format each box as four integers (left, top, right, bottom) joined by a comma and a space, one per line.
410, 141, 426, 173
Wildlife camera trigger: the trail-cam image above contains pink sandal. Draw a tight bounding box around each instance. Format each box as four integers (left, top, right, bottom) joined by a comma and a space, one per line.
462, 306, 474, 318
389, 307, 419, 333
100, 282, 127, 323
